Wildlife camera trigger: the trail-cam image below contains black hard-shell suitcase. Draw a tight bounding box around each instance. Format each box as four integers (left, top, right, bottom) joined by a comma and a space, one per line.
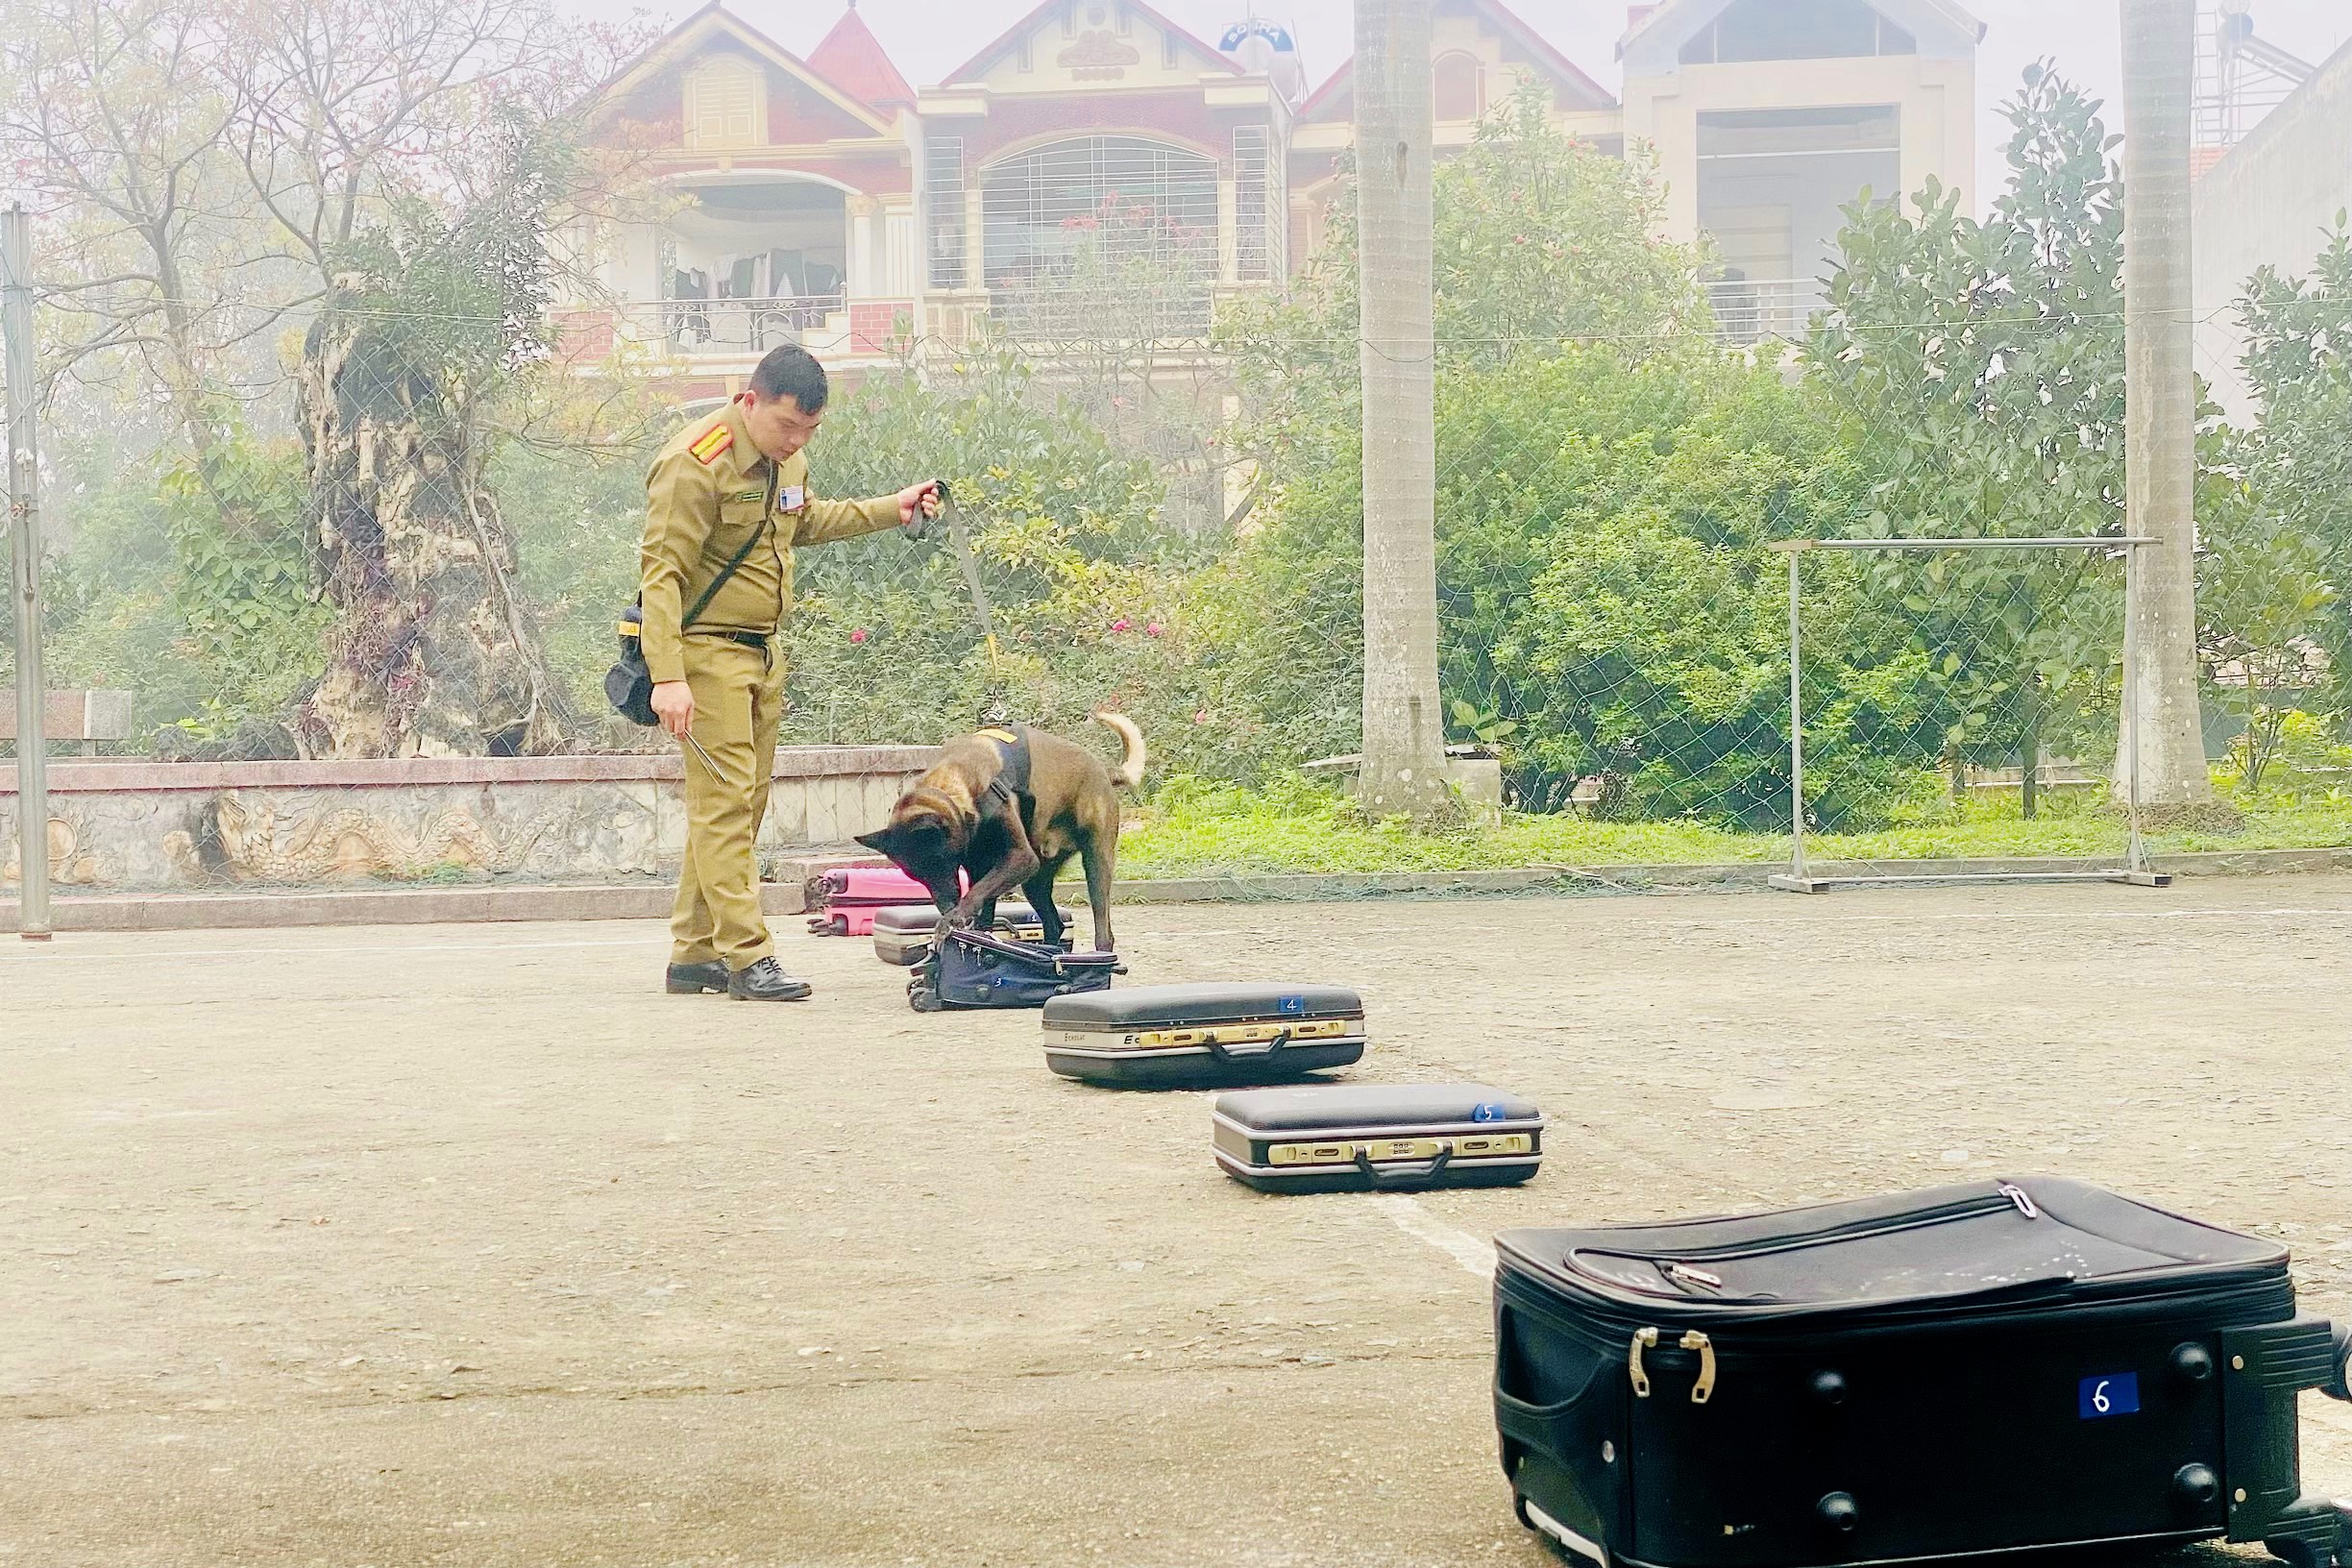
871, 901, 1059, 966
1493, 1178, 2352, 1568
1213, 1082, 1543, 1191
1041, 983, 1364, 1087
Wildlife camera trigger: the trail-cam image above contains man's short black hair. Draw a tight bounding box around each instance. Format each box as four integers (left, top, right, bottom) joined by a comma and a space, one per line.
749, 344, 828, 412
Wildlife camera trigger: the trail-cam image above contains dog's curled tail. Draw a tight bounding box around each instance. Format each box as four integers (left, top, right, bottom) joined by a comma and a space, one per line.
1092, 710, 1147, 790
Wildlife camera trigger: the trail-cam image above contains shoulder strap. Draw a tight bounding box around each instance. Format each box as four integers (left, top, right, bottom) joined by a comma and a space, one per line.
681, 463, 776, 629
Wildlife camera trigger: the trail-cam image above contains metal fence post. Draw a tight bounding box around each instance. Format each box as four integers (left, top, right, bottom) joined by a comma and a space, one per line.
2122, 540, 2158, 883
1771, 543, 1815, 893
3, 205, 50, 940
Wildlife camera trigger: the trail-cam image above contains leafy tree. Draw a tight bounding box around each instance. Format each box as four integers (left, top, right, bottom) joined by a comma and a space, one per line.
1810, 65, 2133, 815
1206, 84, 1715, 793
1446, 347, 1904, 825
2207, 224, 2352, 791
763, 346, 1214, 763
1430, 86, 1709, 361
6, 0, 651, 757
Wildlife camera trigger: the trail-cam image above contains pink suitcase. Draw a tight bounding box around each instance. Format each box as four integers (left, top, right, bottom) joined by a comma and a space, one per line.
804, 865, 968, 936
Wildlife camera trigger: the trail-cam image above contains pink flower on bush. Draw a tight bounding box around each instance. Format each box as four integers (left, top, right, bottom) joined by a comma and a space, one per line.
1145, 622, 1164, 637
1193, 709, 1212, 725
847, 628, 870, 645
1110, 618, 1132, 633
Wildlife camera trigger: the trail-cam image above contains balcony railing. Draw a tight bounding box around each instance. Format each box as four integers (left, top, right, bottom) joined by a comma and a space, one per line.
635, 294, 849, 355
1704, 278, 1826, 347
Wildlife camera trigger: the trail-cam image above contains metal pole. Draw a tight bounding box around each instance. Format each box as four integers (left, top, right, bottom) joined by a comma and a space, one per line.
3, 206, 50, 940
2124, 543, 2149, 877
1787, 550, 1806, 884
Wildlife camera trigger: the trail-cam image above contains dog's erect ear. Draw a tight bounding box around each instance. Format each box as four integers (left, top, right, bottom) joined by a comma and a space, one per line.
853, 827, 892, 855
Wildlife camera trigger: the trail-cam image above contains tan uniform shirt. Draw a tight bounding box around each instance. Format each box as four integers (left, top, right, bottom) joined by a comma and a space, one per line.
638, 397, 903, 683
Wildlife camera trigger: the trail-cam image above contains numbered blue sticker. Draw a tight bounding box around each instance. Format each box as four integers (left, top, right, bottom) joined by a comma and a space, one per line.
1472, 1102, 1509, 1123
2079, 1373, 2141, 1419
1278, 995, 1307, 1015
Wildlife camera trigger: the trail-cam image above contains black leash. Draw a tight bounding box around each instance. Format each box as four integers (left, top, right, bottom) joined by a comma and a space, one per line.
908, 478, 1014, 727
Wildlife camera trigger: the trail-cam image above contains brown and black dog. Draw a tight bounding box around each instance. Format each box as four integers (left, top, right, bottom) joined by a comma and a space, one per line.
853, 713, 1144, 953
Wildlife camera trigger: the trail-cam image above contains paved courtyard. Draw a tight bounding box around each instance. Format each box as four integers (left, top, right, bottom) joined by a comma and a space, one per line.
6, 876, 2352, 1566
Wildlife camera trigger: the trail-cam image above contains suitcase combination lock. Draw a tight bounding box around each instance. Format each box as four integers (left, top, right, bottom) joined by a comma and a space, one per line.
1629, 1327, 1717, 1404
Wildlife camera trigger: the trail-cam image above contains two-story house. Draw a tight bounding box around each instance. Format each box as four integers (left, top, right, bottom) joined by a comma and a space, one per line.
1621, 0, 1982, 340
576, 2, 925, 394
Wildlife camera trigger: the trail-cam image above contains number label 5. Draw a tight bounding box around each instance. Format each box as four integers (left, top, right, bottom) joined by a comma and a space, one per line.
2078, 1372, 2142, 1419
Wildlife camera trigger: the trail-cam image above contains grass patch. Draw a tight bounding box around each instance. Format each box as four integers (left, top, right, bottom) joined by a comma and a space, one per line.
1115, 776, 2352, 879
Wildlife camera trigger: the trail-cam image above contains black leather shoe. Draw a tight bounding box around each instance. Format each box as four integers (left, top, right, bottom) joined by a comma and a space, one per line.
729, 957, 814, 1002
667, 961, 730, 994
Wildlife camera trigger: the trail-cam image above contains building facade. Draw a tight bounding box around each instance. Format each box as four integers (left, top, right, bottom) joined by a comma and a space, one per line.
1620, 0, 1981, 341
571, 0, 1983, 386
2192, 34, 2352, 427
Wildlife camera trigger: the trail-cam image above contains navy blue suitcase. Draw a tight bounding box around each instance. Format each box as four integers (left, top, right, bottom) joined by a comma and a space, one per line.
907, 926, 1115, 1012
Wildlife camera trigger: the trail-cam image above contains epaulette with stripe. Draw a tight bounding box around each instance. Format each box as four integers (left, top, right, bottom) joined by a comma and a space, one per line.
688, 422, 734, 465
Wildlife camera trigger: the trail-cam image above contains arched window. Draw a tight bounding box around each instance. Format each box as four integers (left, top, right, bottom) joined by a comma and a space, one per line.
685, 56, 764, 151
981, 135, 1218, 331
1433, 52, 1484, 123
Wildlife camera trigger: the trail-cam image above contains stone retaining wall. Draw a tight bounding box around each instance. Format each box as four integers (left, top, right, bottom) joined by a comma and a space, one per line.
0, 747, 936, 894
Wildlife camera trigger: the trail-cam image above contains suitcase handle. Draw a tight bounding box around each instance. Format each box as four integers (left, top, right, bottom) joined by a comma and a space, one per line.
1493, 1385, 1583, 1452
1354, 1147, 1454, 1188
1207, 1027, 1292, 1064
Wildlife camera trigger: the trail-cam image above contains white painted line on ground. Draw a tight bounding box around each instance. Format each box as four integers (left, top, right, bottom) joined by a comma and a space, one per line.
1375, 1192, 1496, 1280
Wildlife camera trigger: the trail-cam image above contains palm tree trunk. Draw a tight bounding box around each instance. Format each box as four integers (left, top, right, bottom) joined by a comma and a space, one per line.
1353, 0, 1450, 820
2118, 0, 2217, 811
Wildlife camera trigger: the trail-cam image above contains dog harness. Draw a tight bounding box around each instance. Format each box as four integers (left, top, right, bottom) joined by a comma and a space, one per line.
978, 724, 1033, 810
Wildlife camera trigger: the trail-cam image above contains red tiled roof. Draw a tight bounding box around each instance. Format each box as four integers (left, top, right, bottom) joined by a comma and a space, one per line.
809, 3, 917, 110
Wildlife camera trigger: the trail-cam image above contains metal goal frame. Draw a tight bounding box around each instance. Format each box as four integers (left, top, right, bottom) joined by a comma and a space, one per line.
1770, 536, 2170, 894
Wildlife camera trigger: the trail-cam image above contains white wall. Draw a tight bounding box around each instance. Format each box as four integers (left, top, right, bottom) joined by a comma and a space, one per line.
2192, 39, 2352, 427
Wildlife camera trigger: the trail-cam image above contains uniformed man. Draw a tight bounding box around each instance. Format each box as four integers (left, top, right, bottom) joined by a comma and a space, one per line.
641, 345, 941, 1001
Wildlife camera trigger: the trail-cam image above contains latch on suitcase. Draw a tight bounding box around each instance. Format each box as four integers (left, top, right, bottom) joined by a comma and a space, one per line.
1629, 1326, 1717, 1404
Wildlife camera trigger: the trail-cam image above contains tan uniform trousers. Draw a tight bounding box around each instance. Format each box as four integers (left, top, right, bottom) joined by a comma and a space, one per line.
672, 634, 787, 970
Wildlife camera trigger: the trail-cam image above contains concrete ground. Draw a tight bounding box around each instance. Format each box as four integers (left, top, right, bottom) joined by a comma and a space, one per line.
5, 876, 2352, 1568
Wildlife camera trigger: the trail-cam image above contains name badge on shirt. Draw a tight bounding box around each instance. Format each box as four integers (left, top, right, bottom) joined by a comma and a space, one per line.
779, 484, 805, 512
